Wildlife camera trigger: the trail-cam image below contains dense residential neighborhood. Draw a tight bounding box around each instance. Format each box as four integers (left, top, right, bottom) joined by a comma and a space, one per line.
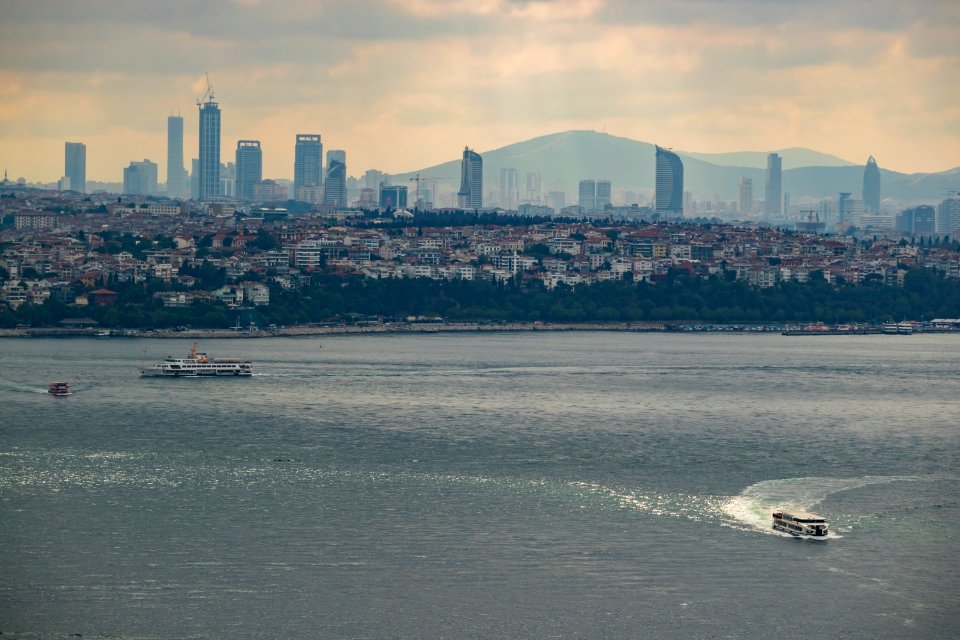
2, 183, 959, 329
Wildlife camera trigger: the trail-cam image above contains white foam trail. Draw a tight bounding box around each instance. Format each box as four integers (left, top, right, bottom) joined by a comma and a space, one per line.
721, 475, 919, 537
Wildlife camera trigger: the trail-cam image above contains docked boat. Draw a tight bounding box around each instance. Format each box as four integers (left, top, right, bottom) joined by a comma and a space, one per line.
48, 381, 71, 396
139, 342, 253, 377
772, 509, 829, 538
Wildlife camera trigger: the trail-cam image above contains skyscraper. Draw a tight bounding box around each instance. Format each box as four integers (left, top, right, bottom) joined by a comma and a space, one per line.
525, 171, 541, 201
596, 180, 611, 209
166, 115, 187, 198
863, 156, 880, 213
838, 192, 852, 224
579, 179, 611, 212
764, 152, 782, 217
235, 140, 262, 201
294, 134, 322, 200
579, 179, 597, 212
898, 205, 936, 235
499, 167, 519, 209
64, 142, 86, 194
544, 191, 565, 213
912, 205, 936, 235
123, 159, 158, 195
838, 192, 865, 227
938, 196, 960, 234
654, 145, 684, 216
738, 176, 753, 217
457, 147, 483, 209
198, 96, 221, 200
323, 149, 347, 208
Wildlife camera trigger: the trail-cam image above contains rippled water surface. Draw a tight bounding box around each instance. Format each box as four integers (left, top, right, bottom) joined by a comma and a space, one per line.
1, 333, 958, 638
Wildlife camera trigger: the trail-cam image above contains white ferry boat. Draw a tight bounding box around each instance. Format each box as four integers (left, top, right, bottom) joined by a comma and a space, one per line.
140, 343, 253, 377
48, 381, 72, 396
772, 509, 829, 538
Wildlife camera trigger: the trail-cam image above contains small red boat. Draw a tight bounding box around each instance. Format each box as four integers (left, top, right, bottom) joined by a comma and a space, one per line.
48, 381, 71, 396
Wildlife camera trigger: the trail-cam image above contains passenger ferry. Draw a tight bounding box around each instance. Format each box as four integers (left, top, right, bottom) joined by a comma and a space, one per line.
48, 381, 71, 396
883, 322, 914, 335
140, 343, 253, 377
772, 509, 829, 538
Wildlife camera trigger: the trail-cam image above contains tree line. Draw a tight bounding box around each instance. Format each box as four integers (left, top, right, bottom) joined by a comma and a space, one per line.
3, 267, 957, 329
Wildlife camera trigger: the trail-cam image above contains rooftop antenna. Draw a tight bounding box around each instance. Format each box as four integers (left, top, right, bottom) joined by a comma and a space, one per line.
196, 72, 214, 107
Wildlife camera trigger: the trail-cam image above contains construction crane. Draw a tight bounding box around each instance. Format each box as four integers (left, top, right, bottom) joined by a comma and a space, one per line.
196, 72, 214, 107
409, 173, 449, 210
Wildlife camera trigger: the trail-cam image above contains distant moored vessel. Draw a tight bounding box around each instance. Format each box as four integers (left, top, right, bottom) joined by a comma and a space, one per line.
139, 342, 253, 377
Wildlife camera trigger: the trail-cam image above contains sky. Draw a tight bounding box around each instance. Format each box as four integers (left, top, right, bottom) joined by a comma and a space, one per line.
1, 0, 958, 183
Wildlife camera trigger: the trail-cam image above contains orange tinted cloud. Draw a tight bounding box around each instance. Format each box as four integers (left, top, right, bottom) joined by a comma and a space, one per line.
0, 0, 957, 183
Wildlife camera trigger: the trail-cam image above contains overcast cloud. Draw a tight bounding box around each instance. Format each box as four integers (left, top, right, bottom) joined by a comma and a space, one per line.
1, 0, 957, 182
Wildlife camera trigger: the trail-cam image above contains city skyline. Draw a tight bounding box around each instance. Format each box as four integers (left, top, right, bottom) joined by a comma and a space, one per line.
1, 1, 958, 183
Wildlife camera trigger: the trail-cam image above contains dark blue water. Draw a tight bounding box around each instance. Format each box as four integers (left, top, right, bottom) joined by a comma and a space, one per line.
1, 333, 958, 638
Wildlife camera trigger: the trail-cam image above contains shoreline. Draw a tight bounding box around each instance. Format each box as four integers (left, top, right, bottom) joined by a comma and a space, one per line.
2, 321, 956, 339
0, 321, 668, 339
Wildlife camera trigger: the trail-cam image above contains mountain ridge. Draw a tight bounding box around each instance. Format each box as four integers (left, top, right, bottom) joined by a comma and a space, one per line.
389, 130, 958, 204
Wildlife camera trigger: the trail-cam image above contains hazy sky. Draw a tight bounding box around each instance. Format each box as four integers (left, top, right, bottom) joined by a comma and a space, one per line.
1, 0, 958, 183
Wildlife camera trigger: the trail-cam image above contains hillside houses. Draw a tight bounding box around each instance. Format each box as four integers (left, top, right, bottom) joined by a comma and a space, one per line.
2, 186, 959, 316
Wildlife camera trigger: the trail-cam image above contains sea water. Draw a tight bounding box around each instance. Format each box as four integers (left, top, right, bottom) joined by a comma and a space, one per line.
0, 333, 957, 638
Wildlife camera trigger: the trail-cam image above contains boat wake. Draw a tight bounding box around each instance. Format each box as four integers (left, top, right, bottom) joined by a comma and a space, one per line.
0, 376, 51, 394
720, 475, 919, 538
0, 448, 925, 543
569, 475, 925, 539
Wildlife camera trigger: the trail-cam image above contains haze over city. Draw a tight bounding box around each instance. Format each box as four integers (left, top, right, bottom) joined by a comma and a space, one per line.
1, 0, 958, 183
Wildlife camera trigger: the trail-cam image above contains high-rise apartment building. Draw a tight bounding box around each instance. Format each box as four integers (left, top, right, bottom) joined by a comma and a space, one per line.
235, 140, 262, 201
938, 196, 960, 234
596, 180, 611, 209
655, 145, 684, 216
525, 171, 541, 201
838, 192, 852, 224
166, 115, 188, 198
912, 205, 937, 235
863, 156, 880, 213
198, 97, 221, 200
123, 159, 158, 195
738, 176, 753, 217
545, 191, 565, 214
838, 192, 866, 227
294, 134, 322, 200
898, 205, 936, 235
579, 180, 597, 211
499, 167, 519, 209
64, 142, 86, 194
578, 179, 612, 213
324, 150, 347, 208
764, 152, 782, 217
457, 147, 483, 209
